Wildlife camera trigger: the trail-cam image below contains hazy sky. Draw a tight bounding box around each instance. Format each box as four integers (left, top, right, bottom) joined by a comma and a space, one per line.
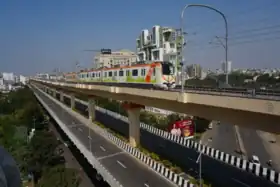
0, 0, 279, 75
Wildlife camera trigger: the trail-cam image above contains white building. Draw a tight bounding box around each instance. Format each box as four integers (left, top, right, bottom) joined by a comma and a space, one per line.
94, 49, 137, 69
221, 61, 232, 74
136, 25, 184, 72
2, 72, 15, 83
19, 75, 27, 85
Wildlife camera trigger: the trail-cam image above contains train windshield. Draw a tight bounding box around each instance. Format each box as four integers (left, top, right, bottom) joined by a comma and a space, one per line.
162, 63, 175, 75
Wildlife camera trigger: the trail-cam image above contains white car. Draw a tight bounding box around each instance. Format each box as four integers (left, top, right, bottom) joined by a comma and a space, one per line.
250, 155, 261, 166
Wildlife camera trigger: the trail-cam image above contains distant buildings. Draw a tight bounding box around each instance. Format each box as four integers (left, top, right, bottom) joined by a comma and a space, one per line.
0, 72, 26, 92
136, 25, 184, 72
185, 64, 202, 79
221, 61, 232, 74
94, 49, 137, 69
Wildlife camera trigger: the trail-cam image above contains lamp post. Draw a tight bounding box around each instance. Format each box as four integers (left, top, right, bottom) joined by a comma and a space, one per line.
196, 139, 212, 187
180, 4, 228, 84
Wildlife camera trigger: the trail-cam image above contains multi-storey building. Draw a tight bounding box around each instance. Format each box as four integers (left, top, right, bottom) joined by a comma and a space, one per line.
94, 49, 137, 69
221, 61, 232, 74
185, 64, 202, 78
136, 25, 184, 72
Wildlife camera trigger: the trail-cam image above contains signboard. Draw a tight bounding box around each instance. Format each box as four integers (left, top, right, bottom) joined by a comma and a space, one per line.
101, 49, 112, 54
168, 119, 194, 138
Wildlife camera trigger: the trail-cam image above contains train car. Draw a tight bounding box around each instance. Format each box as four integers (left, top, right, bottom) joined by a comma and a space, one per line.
76, 61, 176, 89
64, 72, 77, 82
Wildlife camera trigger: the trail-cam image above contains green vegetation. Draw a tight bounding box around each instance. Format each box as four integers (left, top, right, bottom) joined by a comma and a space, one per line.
0, 87, 81, 187
186, 72, 280, 89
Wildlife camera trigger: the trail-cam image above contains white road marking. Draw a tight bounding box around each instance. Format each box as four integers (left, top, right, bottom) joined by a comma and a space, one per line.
144, 183, 149, 187
117, 160, 127, 168
88, 136, 92, 140
78, 128, 83, 132
231, 178, 251, 187
100, 146, 106, 151
97, 151, 125, 160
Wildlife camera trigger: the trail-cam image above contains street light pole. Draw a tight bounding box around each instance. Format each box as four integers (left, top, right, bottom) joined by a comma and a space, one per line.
180, 4, 228, 84
196, 139, 211, 187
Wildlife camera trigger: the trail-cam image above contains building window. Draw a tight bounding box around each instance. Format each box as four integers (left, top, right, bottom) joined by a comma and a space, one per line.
132, 69, 138, 76
126, 70, 129, 76
119, 70, 124, 76
104, 72, 107, 77
114, 71, 117, 76
141, 69, 146, 76
109, 71, 112, 77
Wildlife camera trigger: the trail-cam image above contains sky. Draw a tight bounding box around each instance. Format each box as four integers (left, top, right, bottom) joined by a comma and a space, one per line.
0, 0, 279, 75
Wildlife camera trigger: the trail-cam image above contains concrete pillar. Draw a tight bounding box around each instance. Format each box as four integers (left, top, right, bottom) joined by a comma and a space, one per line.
70, 94, 75, 109
60, 92, 64, 102
88, 99, 95, 122
122, 102, 144, 147
52, 90, 56, 98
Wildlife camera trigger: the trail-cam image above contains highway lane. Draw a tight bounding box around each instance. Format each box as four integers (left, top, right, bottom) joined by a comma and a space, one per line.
239, 127, 272, 167
49, 122, 98, 187
208, 123, 240, 157
33, 88, 177, 187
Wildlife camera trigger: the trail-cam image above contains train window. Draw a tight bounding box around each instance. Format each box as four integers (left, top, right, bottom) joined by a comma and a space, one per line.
119, 70, 124, 76
141, 69, 146, 76
132, 69, 138, 76
126, 70, 129, 76
114, 71, 117, 76
109, 71, 112, 77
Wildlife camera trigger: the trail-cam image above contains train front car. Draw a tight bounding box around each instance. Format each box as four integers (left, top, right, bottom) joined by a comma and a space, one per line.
160, 61, 176, 89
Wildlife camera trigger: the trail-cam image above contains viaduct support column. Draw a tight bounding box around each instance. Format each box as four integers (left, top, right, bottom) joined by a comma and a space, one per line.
122, 102, 144, 147
70, 94, 75, 110
88, 98, 95, 122
60, 92, 64, 102
52, 89, 56, 98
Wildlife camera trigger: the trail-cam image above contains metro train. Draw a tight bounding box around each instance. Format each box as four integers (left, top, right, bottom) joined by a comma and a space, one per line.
64, 61, 177, 89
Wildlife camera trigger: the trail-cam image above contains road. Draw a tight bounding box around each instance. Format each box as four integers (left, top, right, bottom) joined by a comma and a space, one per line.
33, 87, 176, 187
49, 122, 98, 187
239, 127, 272, 167
203, 123, 273, 170
204, 123, 241, 157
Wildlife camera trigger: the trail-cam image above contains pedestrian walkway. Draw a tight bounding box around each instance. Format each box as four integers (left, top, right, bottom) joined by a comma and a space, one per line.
258, 131, 280, 172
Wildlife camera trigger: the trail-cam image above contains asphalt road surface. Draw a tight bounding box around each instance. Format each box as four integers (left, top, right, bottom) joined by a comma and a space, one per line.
208, 123, 240, 157
239, 127, 272, 167
49, 122, 97, 187
33, 88, 176, 187
205, 123, 274, 170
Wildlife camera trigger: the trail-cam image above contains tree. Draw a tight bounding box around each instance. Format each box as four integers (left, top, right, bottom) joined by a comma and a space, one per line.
37, 166, 81, 187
